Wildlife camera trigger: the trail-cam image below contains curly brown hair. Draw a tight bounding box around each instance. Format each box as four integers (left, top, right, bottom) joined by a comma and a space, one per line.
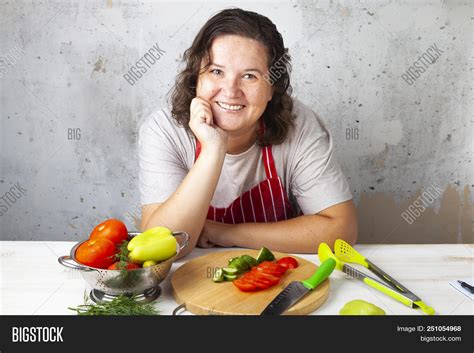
169, 8, 295, 146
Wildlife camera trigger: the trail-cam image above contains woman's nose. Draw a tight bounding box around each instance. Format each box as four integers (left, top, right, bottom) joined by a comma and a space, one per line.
221, 77, 242, 98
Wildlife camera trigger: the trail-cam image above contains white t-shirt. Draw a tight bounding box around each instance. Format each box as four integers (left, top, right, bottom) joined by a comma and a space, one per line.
138, 99, 352, 215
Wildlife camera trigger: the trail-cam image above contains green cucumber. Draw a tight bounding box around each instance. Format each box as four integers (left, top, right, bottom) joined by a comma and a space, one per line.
256, 246, 275, 263
228, 258, 240, 270
222, 267, 239, 275
229, 257, 249, 272
240, 255, 259, 268
212, 268, 224, 283
224, 274, 238, 281
238, 257, 250, 271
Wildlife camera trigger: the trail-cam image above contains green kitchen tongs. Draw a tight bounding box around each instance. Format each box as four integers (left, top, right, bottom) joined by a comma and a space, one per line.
319, 241, 435, 315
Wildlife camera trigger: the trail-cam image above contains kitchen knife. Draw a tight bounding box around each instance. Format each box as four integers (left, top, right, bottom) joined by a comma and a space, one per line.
261, 258, 336, 315
458, 280, 474, 294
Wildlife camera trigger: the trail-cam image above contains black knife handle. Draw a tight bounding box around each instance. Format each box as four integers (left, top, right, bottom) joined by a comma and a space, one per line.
458, 281, 474, 294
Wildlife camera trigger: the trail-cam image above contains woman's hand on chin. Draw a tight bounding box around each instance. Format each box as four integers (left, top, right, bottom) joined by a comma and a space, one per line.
189, 97, 228, 152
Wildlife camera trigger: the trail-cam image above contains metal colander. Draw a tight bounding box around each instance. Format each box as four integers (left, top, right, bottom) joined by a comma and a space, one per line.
58, 231, 189, 296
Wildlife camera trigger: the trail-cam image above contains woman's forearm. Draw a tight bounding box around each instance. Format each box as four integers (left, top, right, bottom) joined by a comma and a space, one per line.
207, 200, 358, 253
144, 145, 226, 256
228, 215, 354, 253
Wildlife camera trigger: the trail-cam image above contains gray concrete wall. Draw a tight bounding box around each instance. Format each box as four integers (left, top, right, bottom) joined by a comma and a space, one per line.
1, 0, 472, 243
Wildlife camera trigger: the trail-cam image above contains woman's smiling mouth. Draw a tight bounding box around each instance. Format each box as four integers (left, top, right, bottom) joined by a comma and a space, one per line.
216, 101, 246, 111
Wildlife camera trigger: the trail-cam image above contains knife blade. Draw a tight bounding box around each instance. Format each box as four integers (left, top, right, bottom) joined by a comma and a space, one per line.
261, 258, 336, 315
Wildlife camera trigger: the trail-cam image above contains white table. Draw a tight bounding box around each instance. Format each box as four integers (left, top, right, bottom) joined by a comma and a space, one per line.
0, 242, 472, 315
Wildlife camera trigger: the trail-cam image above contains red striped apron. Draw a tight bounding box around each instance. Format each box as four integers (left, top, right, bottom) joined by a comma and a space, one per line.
194, 121, 302, 223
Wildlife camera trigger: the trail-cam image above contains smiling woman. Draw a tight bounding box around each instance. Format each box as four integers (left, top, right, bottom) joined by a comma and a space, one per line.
171, 8, 294, 148
195, 34, 273, 146
138, 8, 357, 258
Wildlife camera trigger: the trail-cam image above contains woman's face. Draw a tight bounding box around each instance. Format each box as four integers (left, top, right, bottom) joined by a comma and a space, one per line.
196, 35, 273, 134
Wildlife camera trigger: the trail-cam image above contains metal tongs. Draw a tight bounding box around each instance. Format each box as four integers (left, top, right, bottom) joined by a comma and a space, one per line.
319, 240, 435, 315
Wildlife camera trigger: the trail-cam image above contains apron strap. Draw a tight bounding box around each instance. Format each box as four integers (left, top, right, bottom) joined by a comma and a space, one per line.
195, 139, 201, 162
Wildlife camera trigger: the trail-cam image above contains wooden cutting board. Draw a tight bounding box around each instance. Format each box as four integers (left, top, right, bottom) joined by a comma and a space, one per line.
171, 250, 330, 315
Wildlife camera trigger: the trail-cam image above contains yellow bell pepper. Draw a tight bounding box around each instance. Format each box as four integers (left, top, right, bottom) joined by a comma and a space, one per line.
127, 226, 177, 264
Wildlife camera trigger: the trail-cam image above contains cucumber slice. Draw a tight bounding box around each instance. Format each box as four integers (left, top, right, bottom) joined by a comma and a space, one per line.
212, 268, 224, 283
256, 247, 275, 263
228, 258, 240, 270
240, 254, 259, 268
224, 274, 238, 281
229, 257, 248, 272
222, 267, 239, 275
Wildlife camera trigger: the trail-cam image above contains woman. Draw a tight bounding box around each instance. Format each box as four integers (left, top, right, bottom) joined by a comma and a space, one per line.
138, 8, 357, 258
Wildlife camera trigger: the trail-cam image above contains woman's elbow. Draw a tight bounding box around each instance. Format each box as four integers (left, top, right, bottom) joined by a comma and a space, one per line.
343, 219, 358, 245
331, 208, 358, 246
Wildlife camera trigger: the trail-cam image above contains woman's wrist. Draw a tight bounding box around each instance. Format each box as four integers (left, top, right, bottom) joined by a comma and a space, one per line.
202, 139, 227, 154
200, 142, 227, 161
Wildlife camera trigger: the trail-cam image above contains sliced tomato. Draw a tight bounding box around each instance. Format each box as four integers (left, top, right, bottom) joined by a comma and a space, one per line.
250, 271, 280, 285
258, 261, 285, 270
246, 272, 274, 289
244, 273, 272, 286
253, 266, 281, 277
249, 280, 271, 290
277, 257, 299, 269
258, 261, 277, 268
256, 261, 287, 276
233, 278, 257, 292
240, 275, 271, 290
274, 265, 287, 276
233, 258, 292, 292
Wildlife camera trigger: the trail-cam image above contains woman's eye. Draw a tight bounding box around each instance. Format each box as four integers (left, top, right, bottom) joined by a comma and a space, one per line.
210, 69, 222, 75
243, 73, 256, 80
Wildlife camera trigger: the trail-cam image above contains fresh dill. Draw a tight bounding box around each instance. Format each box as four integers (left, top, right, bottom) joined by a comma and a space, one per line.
69, 292, 159, 316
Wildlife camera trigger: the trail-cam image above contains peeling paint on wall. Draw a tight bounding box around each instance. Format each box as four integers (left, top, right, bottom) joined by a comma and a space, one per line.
92, 56, 106, 75
358, 185, 473, 244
